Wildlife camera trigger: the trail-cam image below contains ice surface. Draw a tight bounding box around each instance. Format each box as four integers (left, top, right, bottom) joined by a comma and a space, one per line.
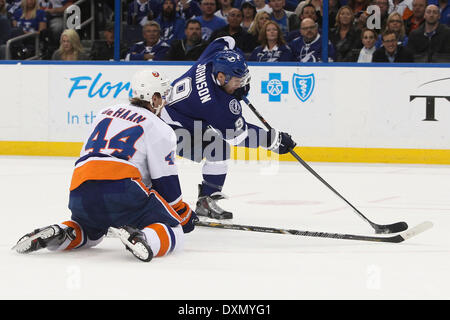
1, 156, 448, 299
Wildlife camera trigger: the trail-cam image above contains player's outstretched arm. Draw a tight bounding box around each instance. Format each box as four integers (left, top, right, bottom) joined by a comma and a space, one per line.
197, 36, 237, 62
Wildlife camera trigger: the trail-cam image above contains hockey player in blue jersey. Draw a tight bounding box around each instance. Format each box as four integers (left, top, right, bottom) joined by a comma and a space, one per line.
160, 36, 296, 219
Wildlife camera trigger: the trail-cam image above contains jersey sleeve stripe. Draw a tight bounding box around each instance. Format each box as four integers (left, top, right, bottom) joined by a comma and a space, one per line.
223, 127, 249, 146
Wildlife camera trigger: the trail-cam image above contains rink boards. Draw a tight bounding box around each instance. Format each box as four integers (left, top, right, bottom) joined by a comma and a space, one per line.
0, 62, 449, 164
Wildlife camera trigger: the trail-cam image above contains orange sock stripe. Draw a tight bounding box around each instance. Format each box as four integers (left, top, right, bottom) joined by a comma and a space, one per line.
146, 223, 170, 257
62, 220, 83, 250
150, 189, 182, 224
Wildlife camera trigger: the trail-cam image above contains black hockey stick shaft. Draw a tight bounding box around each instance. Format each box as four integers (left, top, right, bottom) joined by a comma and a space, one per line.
241, 96, 407, 234
195, 220, 432, 243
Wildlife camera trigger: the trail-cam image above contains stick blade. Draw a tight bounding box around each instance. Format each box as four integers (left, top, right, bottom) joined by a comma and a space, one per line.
375, 221, 409, 234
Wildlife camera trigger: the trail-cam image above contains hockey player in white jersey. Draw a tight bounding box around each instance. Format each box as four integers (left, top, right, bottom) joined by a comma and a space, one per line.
161, 36, 296, 219
13, 69, 197, 262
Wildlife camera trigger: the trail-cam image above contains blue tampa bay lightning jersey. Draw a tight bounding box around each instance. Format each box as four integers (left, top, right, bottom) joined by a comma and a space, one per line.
160, 37, 265, 148
125, 39, 170, 61
248, 44, 294, 62
289, 35, 336, 62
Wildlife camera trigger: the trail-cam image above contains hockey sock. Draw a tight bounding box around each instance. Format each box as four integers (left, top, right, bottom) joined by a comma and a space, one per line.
201, 160, 228, 196
45, 220, 85, 251
142, 224, 184, 257
201, 161, 228, 196
200, 177, 226, 196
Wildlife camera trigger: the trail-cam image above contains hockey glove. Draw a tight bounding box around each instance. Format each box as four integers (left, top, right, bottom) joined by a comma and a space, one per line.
269, 131, 297, 155
232, 83, 250, 101
173, 201, 198, 233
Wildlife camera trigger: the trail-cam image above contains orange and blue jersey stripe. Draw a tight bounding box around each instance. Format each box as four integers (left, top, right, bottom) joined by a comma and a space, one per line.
70, 153, 141, 191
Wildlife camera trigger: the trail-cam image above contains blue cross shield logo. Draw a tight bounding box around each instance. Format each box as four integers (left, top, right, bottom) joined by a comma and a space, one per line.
261, 73, 289, 102
292, 73, 315, 102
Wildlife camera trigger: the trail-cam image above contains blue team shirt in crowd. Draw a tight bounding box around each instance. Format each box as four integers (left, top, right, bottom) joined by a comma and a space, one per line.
440, 4, 450, 26
127, 0, 161, 25
126, 39, 170, 60
290, 35, 336, 62
155, 15, 186, 45
249, 44, 294, 62
194, 16, 227, 41
13, 8, 47, 33
270, 14, 289, 39
375, 34, 408, 49
7, 0, 22, 16
179, 0, 202, 20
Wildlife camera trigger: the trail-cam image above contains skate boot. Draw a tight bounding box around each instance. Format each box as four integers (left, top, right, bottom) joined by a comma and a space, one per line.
196, 184, 233, 220
111, 226, 153, 262
13, 225, 75, 254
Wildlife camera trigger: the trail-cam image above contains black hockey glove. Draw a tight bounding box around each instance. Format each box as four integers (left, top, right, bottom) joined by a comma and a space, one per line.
233, 83, 250, 101
270, 131, 297, 155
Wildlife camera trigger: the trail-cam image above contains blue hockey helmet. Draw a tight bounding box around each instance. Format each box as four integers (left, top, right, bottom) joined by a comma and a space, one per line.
212, 50, 250, 87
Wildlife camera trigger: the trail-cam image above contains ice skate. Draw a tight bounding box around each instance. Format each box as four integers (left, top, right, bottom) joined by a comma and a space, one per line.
110, 226, 153, 262
13, 225, 74, 254
196, 185, 233, 220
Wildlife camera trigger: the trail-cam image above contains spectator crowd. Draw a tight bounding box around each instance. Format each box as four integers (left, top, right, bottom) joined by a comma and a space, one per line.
0, 0, 449, 62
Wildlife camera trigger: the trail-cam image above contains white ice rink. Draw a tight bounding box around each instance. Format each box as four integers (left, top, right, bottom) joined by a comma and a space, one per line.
1, 156, 449, 300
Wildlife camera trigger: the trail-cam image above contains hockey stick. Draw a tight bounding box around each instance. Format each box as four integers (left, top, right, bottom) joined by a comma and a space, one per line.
241, 96, 408, 234
195, 220, 433, 243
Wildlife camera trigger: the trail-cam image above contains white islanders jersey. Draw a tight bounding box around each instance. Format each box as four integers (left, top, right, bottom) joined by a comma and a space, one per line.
70, 103, 183, 206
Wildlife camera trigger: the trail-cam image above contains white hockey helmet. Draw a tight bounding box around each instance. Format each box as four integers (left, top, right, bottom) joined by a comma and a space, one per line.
131, 69, 172, 103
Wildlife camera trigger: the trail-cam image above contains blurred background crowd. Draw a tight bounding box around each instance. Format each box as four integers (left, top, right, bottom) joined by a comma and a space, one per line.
0, 0, 449, 62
